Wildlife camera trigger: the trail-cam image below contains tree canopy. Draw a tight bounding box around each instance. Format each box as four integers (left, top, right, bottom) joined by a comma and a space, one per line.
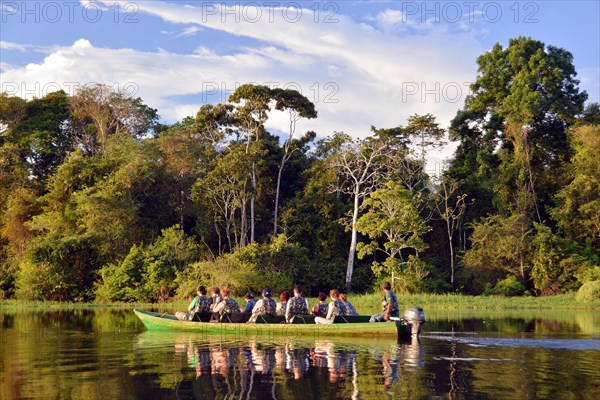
0, 39, 598, 301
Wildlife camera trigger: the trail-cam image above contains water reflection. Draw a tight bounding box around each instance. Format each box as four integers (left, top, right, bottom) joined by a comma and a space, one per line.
1, 309, 599, 400
149, 332, 427, 399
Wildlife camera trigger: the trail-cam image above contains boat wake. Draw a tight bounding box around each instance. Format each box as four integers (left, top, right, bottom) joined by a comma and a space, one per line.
422, 334, 600, 351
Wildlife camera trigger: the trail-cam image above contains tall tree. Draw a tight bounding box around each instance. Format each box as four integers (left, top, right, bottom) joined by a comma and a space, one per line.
326, 132, 402, 292
404, 113, 446, 167
0, 93, 27, 135
465, 37, 587, 221
356, 181, 431, 288
1, 91, 73, 188
271, 88, 317, 235
228, 84, 272, 244
551, 125, 600, 249
193, 143, 253, 253
433, 176, 469, 287
69, 84, 158, 155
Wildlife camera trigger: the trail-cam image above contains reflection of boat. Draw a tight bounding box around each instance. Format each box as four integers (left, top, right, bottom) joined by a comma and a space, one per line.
133, 329, 425, 397
134, 309, 417, 339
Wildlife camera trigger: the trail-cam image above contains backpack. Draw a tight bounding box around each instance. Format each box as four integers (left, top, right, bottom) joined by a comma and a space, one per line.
289, 296, 308, 316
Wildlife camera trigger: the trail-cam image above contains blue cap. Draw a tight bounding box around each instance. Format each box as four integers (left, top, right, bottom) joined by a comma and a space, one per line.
262, 288, 272, 297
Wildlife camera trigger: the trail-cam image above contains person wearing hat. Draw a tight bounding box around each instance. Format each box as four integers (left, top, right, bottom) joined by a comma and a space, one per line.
175, 285, 212, 321
249, 287, 277, 323
243, 293, 257, 313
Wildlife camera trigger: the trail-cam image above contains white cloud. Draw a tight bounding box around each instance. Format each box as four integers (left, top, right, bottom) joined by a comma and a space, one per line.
176, 26, 202, 37
3, 1, 486, 168
0, 41, 27, 52
72, 39, 93, 49
79, 0, 108, 11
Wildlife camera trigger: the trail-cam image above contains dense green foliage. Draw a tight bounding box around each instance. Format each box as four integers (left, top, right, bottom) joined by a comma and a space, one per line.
0, 37, 598, 301
575, 280, 600, 303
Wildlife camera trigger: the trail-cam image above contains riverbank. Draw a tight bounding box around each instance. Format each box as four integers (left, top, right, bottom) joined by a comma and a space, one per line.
1, 292, 598, 311
350, 292, 600, 311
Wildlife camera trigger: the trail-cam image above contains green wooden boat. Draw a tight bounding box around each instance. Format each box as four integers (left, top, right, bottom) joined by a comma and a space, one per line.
133, 309, 414, 339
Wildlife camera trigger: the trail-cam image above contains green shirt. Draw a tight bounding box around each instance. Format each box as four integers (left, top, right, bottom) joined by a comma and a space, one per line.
189, 295, 212, 313
382, 290, 399, 317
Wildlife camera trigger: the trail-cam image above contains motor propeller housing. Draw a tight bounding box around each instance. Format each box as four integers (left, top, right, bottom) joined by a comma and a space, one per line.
403, 306, 425, 336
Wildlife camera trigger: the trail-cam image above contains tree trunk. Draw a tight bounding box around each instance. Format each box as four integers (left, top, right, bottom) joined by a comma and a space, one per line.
214, 220, 222, 256
346, 188, 360, 293
449, 234, 455, 287
240, 196, 247, 246
273, 160, 285, 236
447, 220, 454, 287
250, 161, 256, 243
180, 189, 185, 228
224, 205, 233, 253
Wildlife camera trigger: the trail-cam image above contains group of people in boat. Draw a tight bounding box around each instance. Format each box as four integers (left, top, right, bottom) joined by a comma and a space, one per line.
175, 282, 399, 324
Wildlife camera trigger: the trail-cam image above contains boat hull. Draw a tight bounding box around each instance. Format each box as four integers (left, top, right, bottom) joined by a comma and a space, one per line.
133, 309, 413, 339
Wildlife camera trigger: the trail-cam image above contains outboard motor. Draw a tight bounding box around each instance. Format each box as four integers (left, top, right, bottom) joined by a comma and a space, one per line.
403, 307, 425, 337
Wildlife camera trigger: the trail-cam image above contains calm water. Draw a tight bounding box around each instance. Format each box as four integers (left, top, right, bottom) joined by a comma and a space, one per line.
1, 308, 599, 399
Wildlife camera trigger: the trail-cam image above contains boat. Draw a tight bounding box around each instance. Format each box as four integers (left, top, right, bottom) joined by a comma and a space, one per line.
133, 308, 424, 339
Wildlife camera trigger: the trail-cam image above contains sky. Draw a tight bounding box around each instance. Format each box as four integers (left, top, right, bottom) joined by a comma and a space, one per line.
1, 0, 599, 173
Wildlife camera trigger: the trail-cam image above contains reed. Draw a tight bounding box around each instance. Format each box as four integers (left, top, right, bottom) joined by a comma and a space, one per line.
2, 293, 597, 313
343, 292, 600, 314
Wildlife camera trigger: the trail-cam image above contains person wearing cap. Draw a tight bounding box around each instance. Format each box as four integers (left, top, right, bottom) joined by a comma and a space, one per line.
243, 293, 257, 313
285, 285, 309, 323
249, 287, 277, 323
176, 285, 212, 321
315, 289, 343, 324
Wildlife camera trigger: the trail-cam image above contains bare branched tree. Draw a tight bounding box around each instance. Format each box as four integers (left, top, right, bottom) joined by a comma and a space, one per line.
433, 176, 470, 287
327, 133, 403, 292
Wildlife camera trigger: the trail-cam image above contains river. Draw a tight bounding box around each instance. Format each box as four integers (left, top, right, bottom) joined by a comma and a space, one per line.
1, 308, 598, 399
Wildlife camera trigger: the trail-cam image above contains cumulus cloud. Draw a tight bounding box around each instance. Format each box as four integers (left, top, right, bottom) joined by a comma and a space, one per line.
2, 1, 487, 169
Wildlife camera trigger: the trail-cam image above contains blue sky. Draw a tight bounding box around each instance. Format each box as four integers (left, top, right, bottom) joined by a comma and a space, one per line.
1, 1, 598, 170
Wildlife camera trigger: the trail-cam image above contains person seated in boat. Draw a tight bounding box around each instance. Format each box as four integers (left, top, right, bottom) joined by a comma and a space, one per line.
285, 285, 309, 323
210, 287, 223, 311
311, 293, 328, 318
243, 293, 256, 313
175, 285, 212, 321
249, 287, 277, 323
276, 290, 290, 316
339, 293, 359, 316
315, 289, 343, 324
212, 288, 240, 318
369, 281, 399, 322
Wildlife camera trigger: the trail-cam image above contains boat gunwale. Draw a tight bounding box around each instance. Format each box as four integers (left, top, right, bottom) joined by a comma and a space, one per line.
133, 308, 407, 338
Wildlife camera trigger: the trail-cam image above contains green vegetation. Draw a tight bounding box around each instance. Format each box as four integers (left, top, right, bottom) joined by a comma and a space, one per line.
1, 37, 598, 302
575, 280, 600, 303
2, 292, 598, 313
